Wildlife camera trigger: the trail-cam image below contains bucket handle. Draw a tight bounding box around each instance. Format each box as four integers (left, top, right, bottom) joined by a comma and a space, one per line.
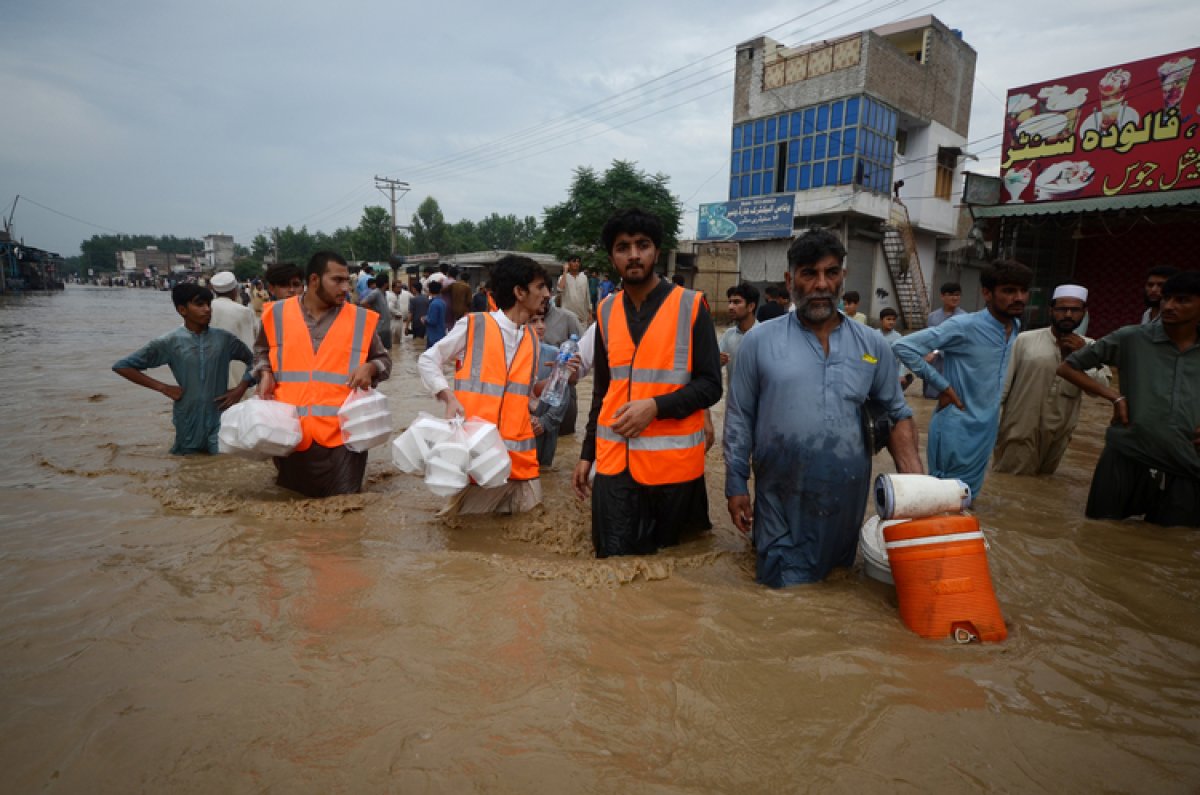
952, 622, 979, 644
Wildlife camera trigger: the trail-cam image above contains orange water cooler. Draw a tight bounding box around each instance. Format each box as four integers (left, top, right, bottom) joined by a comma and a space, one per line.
882, 514, 1007, 643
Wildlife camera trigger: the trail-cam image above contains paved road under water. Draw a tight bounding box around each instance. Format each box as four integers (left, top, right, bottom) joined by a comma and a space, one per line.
1, 287, 1198, 792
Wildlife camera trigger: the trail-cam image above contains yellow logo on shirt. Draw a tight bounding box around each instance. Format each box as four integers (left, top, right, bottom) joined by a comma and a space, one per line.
861, 353, 878, 364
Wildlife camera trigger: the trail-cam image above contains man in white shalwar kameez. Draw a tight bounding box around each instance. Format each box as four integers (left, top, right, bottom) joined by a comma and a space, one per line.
993, 284, 1110, 476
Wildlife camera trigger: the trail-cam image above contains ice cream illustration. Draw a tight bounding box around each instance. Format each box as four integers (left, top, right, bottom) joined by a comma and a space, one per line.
1006, 93, 1037, 144
1098, 68, 1131, 130
1045, 87, 1088, 133
1158, 57, 1194, 110
1003, 167, 1032, 203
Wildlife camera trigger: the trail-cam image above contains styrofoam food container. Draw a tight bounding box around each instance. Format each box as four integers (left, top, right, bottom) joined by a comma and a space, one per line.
860, 515, 910, 585
425, 457, 468, 496
464, 423, 503, 458
468, 447, 510, 488
392, 434, 425, 474
412, 417, 453, 447
431, 441, 470, 469
339, 391, 390, 423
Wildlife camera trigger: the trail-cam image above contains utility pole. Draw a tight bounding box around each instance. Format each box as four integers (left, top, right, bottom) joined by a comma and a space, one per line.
374, 176, 409, 257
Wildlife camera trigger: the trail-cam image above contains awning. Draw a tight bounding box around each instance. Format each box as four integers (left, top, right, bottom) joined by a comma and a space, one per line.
971, 188, 1200, 218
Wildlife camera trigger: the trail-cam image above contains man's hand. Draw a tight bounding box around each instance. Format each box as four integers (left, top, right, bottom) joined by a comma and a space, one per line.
572, 459, 592, 500
1057, 333, 1086, 355
347, 363, 376, 391
565, 355, 582, 385
160, 384, 183, 401
923, 351, 939, 364
257, 369, 276, 399
1112, 397, 1130, 427
531, 417, 544, 436
215, 381, 249, 411
436, 389, 466, 420
610, 398, 657, 438
719, 352, 730, 366
704, 409, 715, 452
728, 495, 753, 535
937, 386, 965, 412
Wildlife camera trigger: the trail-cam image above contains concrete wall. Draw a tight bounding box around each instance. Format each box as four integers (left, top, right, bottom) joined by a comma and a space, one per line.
894, 119, 967, 235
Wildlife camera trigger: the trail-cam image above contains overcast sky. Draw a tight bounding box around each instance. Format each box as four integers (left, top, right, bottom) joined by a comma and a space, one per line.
2, 0, 1195, 257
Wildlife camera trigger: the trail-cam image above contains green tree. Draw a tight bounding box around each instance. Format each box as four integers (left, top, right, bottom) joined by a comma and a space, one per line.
232, 257, 264, 282
448, 219, 485, 253
79, 233, 203, 273
541, 160, 682, 271
352, 206, 393, 261
476, 213, 540, 250
409, 196, 449, 255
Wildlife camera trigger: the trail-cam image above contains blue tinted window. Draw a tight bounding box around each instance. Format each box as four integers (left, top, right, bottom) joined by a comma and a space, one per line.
791, 112, 802, 138
888, 109, 897, 137
829, 130, 841, 156
732, 127, 741, 149
803, 108, 816, 135
812, 162, 825, 188
788, 140, 799, 164
842, 127, 857, 155
731, 153, 740, 175
729, 177, 740, 199
776, 115, 788, 139
799, 165, 811, 190
766, 117, 776, 142
751, 172, 762, 194
764, 146, 776, 169
817, 105, 829, 132
831, 101, 843, 129
801, 137, 812, 162
742, 150, 752, 172
840, 158, 854, 185
873, 104, 882, 132
846, 97, 860, 125
752, 147, 763, 170
814, 134, 826, 160
741, 174, 750, 195
753, 120, 763, 144
786, 167, 797, 191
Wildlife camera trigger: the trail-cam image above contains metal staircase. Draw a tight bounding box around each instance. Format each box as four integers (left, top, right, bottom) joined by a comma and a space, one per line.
880, 200, 930, 330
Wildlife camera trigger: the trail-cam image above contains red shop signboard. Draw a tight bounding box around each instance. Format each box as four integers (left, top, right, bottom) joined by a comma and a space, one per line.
999, 47, 1199, 204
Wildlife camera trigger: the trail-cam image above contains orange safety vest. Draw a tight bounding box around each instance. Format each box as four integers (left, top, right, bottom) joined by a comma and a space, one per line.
596, 285, 706, 485
263, 296, 378, 452
453, 313, 539, 481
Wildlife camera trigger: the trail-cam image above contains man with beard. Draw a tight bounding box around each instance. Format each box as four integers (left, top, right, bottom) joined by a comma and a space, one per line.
1058, 271, 1200, 527
993, 285, 1111, 476
1140, 265, 1180, 325
723, 228, 921, 587
254, 251, 391, 497
894, 260, 1033, 498
573, 208, 722, 557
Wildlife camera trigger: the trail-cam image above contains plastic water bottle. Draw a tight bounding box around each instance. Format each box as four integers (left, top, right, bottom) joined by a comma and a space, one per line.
541, 334, 579, 407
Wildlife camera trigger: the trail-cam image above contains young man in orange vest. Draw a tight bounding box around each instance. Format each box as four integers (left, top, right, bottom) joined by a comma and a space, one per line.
253, 251, 392, 498
572, 208, 723, 556
418, 254, 551, 515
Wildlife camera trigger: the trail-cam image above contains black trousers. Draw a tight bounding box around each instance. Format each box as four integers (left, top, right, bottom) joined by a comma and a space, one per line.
1086, 447, 1200, 528
591, 470, 711, 557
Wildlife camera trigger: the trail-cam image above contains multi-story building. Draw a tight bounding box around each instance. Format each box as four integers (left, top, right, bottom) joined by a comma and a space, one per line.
203, 234, 235, 271
703, 15, 978, 327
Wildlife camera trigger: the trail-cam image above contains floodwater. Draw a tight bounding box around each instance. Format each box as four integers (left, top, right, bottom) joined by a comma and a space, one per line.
1, 287, 1198, 793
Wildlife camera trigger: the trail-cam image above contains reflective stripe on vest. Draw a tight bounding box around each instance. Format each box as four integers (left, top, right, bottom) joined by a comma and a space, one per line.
452, 313, 539, 481
595, 286, 705, 485
264, 297, 377, 451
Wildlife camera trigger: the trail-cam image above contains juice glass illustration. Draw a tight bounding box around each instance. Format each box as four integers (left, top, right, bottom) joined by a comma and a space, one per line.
1098, 68, 1131, 130
1158, 57, 1194, 110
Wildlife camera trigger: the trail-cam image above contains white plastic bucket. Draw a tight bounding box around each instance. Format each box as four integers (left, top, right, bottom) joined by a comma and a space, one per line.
875, 473, 972, 520
859, 516, 911, 584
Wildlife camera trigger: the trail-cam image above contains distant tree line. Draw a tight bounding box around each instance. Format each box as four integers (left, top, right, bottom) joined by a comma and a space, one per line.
63, 160, 682, 280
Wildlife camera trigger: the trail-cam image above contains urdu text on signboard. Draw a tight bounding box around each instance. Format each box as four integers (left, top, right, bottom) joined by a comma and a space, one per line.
697, 196, 795, 241
999, 48, 1198, 204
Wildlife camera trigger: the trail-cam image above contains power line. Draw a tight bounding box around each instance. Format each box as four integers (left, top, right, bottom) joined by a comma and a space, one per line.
17, 196, 123, 235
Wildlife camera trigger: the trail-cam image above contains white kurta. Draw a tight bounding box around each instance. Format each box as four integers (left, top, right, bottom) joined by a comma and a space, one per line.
993, 327, 1110, 476
209, 295, 257, 388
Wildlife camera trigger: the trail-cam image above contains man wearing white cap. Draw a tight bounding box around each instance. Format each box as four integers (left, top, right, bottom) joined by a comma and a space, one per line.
993, 284, 1110, 476
208, 271, 257, 389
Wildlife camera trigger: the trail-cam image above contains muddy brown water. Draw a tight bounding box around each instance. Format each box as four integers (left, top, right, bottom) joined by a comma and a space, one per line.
1, 287, 1198, 793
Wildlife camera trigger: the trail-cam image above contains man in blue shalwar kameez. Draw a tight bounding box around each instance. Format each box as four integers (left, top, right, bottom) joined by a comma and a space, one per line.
893, 260, 1032, 498
724, 229, 923, 588
114, 283, 254, 455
